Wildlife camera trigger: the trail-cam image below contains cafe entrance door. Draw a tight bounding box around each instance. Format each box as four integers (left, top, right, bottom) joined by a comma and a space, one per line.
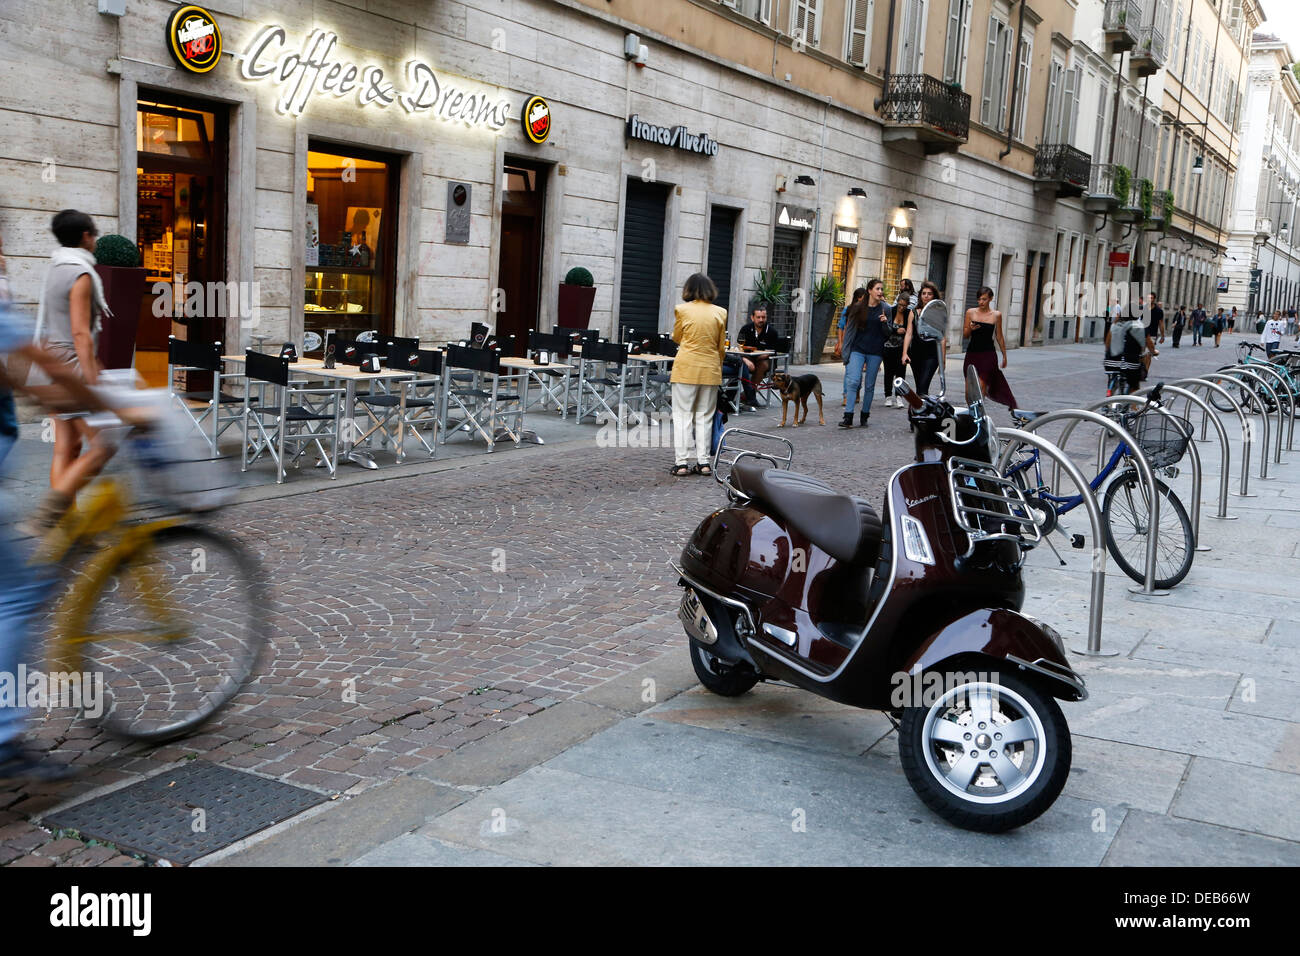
496, 159, 547, 355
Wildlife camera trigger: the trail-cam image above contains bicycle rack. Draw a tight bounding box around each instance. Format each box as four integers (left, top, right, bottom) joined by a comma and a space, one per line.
1086, 396, 1206, 553
1172, 376, 1256, 496
1137, 384, 1235, 528
1012, 408, 1165, 596
1231, 361, 1296, 453
995, 427, 1115, 657
1216, 367, 1283, 474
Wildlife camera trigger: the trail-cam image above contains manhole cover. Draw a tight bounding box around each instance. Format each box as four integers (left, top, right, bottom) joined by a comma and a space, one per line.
45, 762, 327, 865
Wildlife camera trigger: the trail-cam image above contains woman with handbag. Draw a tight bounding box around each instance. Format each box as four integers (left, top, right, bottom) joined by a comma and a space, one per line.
670, 273, 727, 477
835, 279, 890, 428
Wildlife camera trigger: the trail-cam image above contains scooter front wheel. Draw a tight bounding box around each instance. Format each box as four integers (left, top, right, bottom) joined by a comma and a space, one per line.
688, 638, 759, 697
898, 670, 1071, 832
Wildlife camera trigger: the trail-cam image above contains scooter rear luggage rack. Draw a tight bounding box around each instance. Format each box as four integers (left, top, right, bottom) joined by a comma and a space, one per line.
946, 457, 1041, 552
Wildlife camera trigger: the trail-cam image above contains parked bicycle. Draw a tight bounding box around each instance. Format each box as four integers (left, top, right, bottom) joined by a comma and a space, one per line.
1211, 342, 1299, 416
1003, 384, 1196, 589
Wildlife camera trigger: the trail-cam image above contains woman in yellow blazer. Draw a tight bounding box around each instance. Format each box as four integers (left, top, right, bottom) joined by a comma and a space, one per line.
670, 273, 727, 476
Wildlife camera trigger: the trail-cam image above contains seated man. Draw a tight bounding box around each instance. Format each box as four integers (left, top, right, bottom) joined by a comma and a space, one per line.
734, 303, 780, 408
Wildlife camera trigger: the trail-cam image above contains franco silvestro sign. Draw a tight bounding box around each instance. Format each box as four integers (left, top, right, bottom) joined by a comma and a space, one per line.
626, 114, 719, 157
238, 26, 512, 130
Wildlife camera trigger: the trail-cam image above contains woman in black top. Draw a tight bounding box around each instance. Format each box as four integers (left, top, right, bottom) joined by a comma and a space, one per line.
882, 285, 911, 408
836, 278, 890, 428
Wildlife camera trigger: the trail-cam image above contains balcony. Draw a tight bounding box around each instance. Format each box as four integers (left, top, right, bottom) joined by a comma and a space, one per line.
1103, 0, 1142, 54
1115, 179, 1151, 224
1034, 143, 1092, 198
878, 74, 971, 154
1083, 163, 1122, 212
1131, 25, 1166, 77
1144, 189, 1174, 230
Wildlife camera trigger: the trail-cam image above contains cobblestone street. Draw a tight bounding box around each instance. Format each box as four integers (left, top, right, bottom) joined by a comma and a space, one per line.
0, 341, 1290, 865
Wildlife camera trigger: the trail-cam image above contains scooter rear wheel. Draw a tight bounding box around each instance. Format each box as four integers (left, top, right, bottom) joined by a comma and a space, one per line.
688, 638, 759, 697
898, 670, 1070, 832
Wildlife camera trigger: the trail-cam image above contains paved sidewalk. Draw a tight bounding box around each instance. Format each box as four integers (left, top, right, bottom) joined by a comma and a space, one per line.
203, 339, 1300, 866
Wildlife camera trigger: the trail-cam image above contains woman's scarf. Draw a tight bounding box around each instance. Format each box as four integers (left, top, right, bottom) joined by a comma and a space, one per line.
34, 246, 111, 342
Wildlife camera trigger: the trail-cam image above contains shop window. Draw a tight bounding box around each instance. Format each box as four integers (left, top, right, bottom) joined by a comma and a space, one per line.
305, 145, 398, 344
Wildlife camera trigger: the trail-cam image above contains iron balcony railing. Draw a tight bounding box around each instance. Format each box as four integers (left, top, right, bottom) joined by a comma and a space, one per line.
1088, 162, 1118, 198
1135, 24, 1166, 65
1102, 0, 1143, 48
1035, 143, 1091, 188
879, 74, 971, 141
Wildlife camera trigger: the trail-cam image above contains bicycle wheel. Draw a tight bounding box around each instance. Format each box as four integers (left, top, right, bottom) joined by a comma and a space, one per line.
1101, 469, 1194, 589
61, 524, 268, 743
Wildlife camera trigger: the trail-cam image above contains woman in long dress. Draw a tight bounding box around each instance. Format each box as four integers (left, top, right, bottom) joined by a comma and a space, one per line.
962, 286, 1018, 408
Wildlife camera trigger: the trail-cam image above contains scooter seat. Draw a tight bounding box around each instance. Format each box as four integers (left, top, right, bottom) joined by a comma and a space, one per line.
731, 459, 882, 565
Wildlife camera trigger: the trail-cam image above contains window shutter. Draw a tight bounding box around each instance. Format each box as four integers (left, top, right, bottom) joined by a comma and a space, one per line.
1044, 61, 1060, 143
981, 16, 998, 126
1064, 66, 1080, 144
998, 23, 1013, 131
944, 0, 962, 82
847, 0, 870, 67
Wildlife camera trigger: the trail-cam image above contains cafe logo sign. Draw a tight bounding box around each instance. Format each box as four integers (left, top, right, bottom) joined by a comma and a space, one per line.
887, 225, 913, 246
166, 5, 222, 74
238, 26, 512, 131
777, 204, 815, 231
626, 115, 719, 157
522, 95, 551, 145
833, 224, 859, 247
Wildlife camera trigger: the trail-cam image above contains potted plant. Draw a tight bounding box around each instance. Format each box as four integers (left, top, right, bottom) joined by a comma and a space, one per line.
1138, 178, 1154, 220
93, 234, 147, 370
751, 267, 785, 314
1161, 190, 1175, 229
1112, 164, 1132, 204
557, 266, 596, 329
810, 274, 845, 363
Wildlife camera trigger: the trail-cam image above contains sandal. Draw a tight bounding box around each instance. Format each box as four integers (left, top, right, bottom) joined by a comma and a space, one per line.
693, 463, 712, 476
671, 464, 692, 477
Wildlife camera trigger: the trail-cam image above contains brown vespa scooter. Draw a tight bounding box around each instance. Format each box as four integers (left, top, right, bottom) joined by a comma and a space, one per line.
673, 368, 1087, 832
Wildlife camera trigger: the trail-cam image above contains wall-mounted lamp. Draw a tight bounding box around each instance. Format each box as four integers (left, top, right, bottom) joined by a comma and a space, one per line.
847, 187, 867, 197
1191, 156, 1204, 175
901, 200, 919, 211
794, 175, 816, 186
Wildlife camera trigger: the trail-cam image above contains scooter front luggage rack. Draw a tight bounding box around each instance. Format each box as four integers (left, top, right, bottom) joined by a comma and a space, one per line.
946, 456, 1042, 552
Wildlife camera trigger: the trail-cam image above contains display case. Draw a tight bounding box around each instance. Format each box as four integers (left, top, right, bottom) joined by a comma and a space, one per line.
304, 268, 378, 340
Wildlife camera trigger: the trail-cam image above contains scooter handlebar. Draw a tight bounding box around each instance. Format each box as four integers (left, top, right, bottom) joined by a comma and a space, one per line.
892, 378, 925, 410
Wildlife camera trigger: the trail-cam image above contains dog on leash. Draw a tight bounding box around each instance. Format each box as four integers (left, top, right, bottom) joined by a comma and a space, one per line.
771, 372, 825, 426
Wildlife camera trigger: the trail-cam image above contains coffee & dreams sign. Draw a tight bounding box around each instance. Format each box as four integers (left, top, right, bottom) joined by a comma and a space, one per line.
238, 26, 513, 130
626, 114, 719, 157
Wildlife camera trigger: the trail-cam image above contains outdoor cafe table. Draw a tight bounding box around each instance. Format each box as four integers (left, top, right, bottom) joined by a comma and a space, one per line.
222, 354, 413, 470
498, 355, 574, 424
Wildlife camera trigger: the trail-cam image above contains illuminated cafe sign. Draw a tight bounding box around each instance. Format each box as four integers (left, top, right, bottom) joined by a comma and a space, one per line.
887, 225, 913, 246
626, 115, 720, 156
166, 5, 222, 74
833, 224, 859, 247
238, 26, 513, 130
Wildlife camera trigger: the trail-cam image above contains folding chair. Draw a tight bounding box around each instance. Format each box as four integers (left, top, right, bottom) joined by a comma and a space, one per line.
353, 346, 442, 461
167, 336, 244, 457
440, 344, 523, 451
641, 335, 677, 412
527, 330, 576, 417
750, 335, 791, 409
240, 350, 345, 483
576, 339, 645, 425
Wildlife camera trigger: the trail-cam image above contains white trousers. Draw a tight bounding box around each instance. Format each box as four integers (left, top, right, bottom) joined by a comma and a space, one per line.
672, 383, 718, 466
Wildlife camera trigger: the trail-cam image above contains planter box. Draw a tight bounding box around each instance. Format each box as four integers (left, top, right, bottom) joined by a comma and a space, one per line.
810, 301, 837, 363
556, 284, 596, 329
93, 265, 148, 369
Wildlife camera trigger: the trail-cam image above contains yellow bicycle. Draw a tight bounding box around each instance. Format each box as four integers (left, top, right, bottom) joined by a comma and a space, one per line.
38, 477, 267, 743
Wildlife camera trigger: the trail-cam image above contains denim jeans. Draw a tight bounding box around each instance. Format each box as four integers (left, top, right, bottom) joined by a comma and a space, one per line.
0, 528, 53, 750
843, 351, 883, 415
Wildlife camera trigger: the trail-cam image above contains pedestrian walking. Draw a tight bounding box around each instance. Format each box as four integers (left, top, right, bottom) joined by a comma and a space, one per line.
962, 286, 1018, 408
0, 237, 15, 466
1263, 310, 1286, 356
670, 272, 727, 477
835, 286, 868, 407
882, 285, 911, 408
1212, 307, 1225, 347
904, 280, 948, 395
1141, 293, 1164, 376
24, 210, 114, 536
1229, 307, 1238, 334
836, 279, 889, 428
1190, 303, 1206, 345
1171, 304, 1186, 348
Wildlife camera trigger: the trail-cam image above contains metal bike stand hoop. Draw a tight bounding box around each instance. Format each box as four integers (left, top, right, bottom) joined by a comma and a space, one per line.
995, 427, 1116, 657
1229, 360, 1296, 452
1216, 367, 1282, 474
1016, 408, 1166, 596
1136, 384, 1235, 530
1170, 377, 1254, 497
